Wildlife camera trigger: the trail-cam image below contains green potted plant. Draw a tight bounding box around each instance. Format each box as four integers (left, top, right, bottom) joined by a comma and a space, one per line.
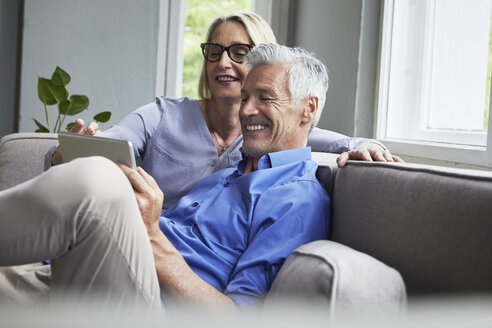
35, 66, 111, 133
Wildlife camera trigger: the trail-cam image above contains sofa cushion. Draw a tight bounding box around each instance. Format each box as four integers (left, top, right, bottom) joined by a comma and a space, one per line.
0, 133, 58, 191
265, 240, 406, 316
332, 161, 492, 295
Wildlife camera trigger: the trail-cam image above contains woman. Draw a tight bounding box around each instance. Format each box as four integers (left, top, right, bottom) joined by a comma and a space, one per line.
52, 11, 393, 210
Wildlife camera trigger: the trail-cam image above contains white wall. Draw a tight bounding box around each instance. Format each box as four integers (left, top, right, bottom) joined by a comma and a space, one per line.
0, 0, 21, 137
18, 0, 160, 133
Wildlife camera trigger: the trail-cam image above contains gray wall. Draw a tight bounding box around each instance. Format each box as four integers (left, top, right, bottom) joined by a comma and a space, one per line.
17, 0, 160, 133
354, 0, 381, 138
2, 0, 380, 139
0, 0, 21, 137
293, 0, 380, 138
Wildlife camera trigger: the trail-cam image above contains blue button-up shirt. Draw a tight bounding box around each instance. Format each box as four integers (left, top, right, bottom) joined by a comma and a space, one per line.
159, 147, 330, 308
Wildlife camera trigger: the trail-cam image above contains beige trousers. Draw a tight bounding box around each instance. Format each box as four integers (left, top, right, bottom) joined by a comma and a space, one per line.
0, 157, 161, 312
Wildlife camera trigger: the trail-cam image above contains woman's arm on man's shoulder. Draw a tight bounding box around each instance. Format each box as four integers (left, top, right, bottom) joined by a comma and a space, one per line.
307, 127, 403, 167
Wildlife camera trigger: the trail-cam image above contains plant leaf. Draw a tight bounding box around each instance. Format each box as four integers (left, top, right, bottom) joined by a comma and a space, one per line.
51, 66, 71, 86
45, 78, 69, 102
66, 95, 89, 115
58, 99, 72, 114
33, 118, 50, 133
66, 122, 76, 131
93, 111, 111, 123
37, 77, 57, 105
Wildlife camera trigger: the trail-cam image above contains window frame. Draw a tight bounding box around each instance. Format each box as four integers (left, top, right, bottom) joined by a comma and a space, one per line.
155, 0, 185, 98
375, 0, 492, 168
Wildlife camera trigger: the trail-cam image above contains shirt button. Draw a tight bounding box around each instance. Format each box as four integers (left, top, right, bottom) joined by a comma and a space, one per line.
224, 182, 230, 187
192, 202, 199, 207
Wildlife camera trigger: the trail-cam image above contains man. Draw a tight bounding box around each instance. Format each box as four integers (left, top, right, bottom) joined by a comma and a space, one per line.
122, 43, 331, 310
1, 44, 331, 311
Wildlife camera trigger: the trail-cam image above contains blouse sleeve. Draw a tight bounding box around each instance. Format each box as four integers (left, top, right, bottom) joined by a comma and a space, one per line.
307, 126, 386, 153
104, 99, 164, 159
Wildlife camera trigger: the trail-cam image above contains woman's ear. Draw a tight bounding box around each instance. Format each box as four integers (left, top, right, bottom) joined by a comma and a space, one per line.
301, 96, 318, 124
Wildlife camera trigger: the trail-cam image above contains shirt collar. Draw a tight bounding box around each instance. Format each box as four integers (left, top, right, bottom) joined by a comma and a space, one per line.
237, 147, 312, 174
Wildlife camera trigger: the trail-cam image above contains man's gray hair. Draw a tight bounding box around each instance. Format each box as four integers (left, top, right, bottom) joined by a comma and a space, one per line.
244, 43, 329, 127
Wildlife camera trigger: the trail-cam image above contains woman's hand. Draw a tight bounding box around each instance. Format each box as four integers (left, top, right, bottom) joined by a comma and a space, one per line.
337, 143, 404, 168
51, 119, 104, 165
69, 118, 103, 136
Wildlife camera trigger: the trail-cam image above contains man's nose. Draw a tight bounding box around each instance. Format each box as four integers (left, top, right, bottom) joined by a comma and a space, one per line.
240, 98, 260, 116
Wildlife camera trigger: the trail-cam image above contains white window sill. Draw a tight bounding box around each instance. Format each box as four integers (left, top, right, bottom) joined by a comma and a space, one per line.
380, 138, 492, 171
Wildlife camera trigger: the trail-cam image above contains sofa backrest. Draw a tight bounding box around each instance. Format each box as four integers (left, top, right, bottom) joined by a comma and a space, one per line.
0, 135, 340, 192
0, 133, 58, 191
331, 161, 492, 296
311, 152, 340, 199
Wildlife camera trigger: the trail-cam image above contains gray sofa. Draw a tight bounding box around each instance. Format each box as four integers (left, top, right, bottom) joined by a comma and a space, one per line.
1, 132, 492, 318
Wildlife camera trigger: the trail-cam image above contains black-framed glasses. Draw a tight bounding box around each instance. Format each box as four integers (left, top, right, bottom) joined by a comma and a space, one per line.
200, 42, 254, 64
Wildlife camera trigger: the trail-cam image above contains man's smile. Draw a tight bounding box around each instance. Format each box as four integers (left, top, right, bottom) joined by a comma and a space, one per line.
245, 124, 267, 131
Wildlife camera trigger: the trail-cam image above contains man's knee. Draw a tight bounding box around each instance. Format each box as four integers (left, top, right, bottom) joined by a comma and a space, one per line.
42, 156, 135, 215
66, 156, 131, 199
43, 157, 144, 248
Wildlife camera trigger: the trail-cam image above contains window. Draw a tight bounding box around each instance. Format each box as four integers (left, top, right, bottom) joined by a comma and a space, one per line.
377, 0, 492, 168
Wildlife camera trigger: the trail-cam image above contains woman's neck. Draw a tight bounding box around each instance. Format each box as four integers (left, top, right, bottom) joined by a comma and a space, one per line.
201, 97, 242, 140
199, 97, 243, 156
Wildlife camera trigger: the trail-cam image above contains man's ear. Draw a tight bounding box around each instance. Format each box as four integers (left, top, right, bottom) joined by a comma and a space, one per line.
301, 96, 318, 124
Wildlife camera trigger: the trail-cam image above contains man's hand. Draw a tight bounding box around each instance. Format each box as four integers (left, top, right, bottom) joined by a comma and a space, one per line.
118, 164, 234, 308
52, 119, 104, 165
118, 164, 163, 236
337, 143, 403, 168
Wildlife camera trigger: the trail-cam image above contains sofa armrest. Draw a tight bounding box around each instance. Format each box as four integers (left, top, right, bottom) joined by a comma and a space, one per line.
0, 133, 58, 191
265, 240, 407, 316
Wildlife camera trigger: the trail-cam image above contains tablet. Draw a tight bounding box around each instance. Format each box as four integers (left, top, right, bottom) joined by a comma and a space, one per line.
58, 132, 136, 169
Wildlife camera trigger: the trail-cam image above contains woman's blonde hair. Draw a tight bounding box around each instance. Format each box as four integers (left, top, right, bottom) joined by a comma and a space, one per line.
198, 11, 277, 100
